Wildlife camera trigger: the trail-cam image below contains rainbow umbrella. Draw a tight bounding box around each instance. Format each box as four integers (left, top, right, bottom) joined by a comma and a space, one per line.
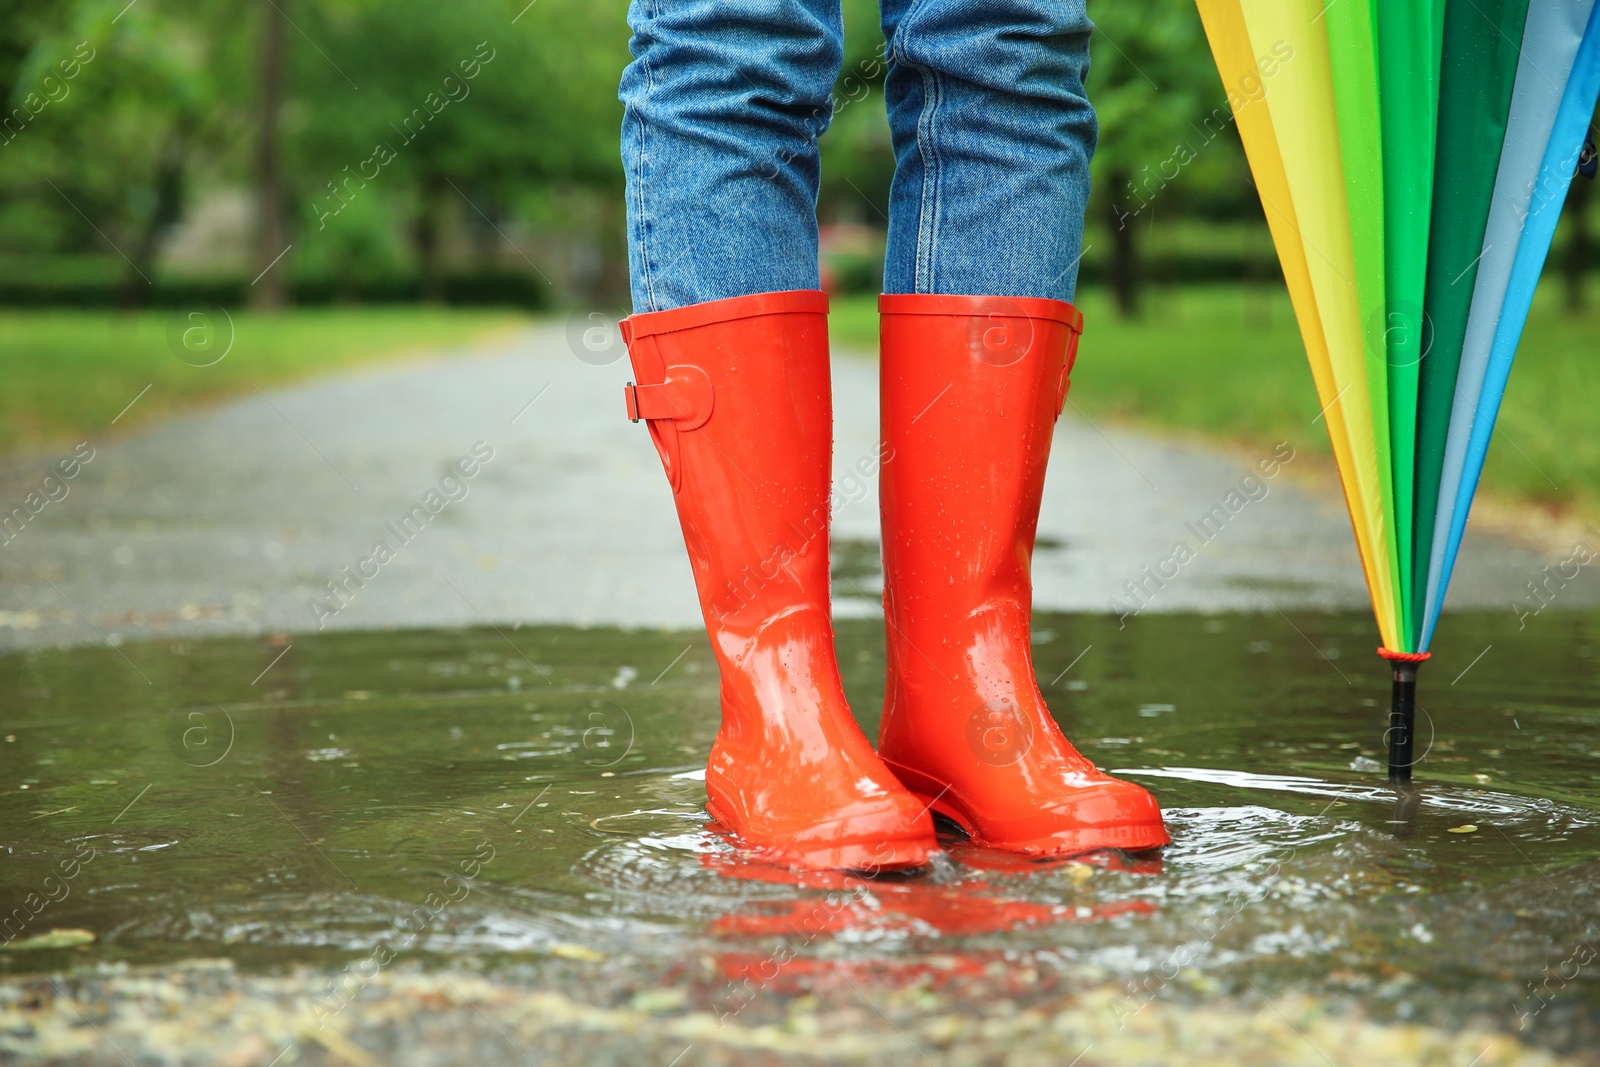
1194, 0, 1600, 780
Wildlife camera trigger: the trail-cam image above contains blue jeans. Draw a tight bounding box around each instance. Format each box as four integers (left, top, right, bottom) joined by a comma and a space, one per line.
619, 0, 1097, 313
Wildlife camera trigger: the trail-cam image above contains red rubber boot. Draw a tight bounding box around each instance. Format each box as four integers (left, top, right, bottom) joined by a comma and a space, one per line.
876, 294, 1170, 858
622, 290, 936, 871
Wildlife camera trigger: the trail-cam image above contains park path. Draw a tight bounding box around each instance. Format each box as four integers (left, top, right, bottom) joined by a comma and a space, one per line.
0, 322, 1576, 652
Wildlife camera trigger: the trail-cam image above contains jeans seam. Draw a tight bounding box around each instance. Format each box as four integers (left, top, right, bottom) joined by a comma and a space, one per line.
634, 2, 659, 312
914, 64, 941, 294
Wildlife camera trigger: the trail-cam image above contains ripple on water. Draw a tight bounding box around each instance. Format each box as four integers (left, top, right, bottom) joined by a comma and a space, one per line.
3, 614, 1598, 1036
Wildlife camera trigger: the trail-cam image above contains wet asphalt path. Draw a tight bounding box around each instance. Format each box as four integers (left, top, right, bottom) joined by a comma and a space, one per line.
0, 323, 1578, 652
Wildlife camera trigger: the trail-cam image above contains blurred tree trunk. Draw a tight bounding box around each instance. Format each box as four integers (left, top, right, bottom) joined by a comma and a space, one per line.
1105, 167, 1140, 318
597, 192, 631, 306
1565, 170, 1593, 313
414, 171, 445, 302
253, 0, 288, 310
119, 146, 185, 308
469, 188, 499, 267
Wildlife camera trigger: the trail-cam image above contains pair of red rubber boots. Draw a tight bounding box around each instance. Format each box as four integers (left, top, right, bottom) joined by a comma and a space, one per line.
622, 290, 1168, 871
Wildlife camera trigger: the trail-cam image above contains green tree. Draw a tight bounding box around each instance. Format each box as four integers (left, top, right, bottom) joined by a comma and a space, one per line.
818, 0, 894, 228
1086, 0, 1218, 316
290, 0, 629, 299
3, 0, 250, 301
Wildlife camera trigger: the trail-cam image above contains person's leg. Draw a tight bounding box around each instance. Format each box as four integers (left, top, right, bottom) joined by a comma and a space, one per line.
878, 0, 1097, 301
873, 0, 1169, 857
620, 0, 843, 312
616, 3, 936, 870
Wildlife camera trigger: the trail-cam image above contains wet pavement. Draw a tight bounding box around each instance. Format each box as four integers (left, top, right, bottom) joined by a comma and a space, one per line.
3, 327, 1600, 1065
3, 613, 1599, 1064
1, 323, 1590, 653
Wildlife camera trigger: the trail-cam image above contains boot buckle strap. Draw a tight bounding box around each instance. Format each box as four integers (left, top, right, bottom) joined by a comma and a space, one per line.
623, 365, 714, 430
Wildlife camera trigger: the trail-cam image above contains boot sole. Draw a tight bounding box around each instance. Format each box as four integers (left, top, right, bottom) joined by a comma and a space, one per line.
903, 780, 1170, 860
705, 800, 934, 873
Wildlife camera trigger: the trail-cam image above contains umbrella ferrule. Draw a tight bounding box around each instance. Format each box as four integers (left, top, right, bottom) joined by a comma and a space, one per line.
1377, 647, 1429, 784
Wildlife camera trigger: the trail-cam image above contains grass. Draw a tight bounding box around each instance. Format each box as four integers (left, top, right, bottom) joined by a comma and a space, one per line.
8, 291, 1594, 519
0, 308, 530, 455
831, 281, 1600, 517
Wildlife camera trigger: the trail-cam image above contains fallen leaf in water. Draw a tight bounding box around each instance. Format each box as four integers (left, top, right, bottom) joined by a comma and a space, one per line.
0, 928, 95, 951
549, 943, 606, 962
1446, 824, 1478, 834
630, 988, 687, 1013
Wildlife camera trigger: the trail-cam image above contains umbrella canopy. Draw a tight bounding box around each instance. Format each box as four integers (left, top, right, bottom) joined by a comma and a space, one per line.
1194, 0, 1600, 778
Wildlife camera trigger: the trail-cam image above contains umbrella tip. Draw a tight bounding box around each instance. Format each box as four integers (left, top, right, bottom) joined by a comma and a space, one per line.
1376, 648, 1427, 784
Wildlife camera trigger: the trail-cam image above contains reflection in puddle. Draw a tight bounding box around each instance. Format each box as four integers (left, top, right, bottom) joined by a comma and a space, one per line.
2, 611, 1598, 1046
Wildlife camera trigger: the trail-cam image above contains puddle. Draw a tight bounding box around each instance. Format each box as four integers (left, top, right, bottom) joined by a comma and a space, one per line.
2, 611, 1598, 1043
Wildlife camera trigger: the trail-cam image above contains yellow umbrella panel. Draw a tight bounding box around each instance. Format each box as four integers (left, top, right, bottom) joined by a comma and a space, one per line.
1195, 0, 1401, 649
